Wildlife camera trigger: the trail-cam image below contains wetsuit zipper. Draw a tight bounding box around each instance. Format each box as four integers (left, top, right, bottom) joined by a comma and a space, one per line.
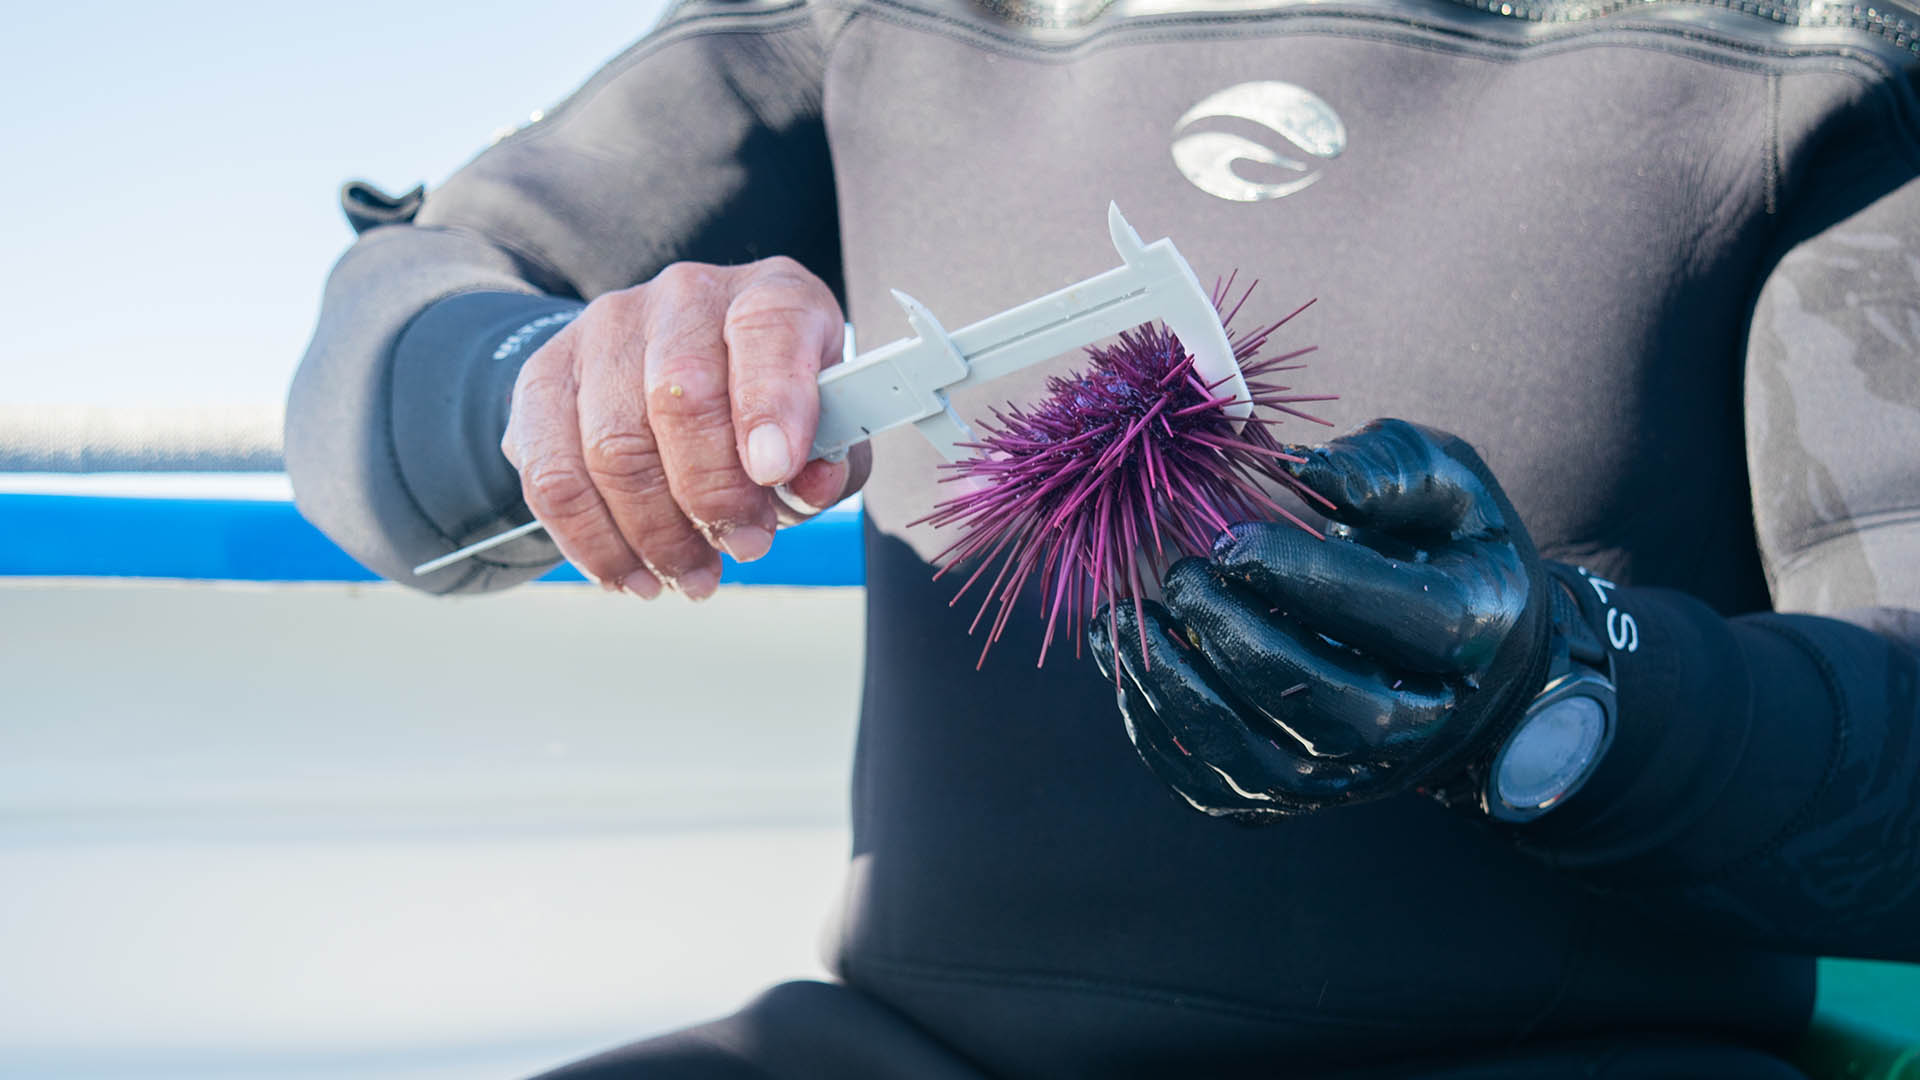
1440, 0, 1917, 55
972, 0, 1920, 57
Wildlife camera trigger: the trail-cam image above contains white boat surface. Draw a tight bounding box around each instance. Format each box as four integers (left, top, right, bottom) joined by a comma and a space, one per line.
1, 414, 864, 1078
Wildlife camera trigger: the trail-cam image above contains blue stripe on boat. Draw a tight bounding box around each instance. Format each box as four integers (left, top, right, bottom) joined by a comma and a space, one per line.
0, 494, 865, 586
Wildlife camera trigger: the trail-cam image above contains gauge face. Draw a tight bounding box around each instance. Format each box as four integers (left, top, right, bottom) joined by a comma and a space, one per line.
1490, 691, 1610, 820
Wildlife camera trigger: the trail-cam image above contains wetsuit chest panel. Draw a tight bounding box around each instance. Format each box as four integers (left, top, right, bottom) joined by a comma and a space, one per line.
830, 16, 1780, 608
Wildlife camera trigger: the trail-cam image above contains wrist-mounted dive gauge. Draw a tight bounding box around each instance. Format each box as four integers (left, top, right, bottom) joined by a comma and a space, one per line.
1480, 567, 1619, 824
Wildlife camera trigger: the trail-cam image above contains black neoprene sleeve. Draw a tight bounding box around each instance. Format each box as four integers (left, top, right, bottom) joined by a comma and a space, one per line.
386, 291, 582, 576
1519, 585, 1920, 960
287, 285, 580, 593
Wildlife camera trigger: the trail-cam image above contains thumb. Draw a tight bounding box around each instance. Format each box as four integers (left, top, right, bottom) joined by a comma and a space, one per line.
774, 442, 872, 524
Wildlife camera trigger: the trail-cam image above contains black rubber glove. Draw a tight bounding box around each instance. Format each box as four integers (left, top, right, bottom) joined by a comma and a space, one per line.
1089, 418, 1554, 819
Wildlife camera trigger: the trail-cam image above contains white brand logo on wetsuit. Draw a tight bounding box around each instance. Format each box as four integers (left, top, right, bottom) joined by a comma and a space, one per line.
1170, 81, 1346, 202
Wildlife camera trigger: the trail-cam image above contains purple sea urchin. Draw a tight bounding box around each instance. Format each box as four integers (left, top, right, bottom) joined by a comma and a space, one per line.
910, 278, 1337, 669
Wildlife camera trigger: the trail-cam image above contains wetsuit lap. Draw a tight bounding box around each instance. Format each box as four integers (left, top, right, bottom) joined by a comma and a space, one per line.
526, 980, 1807, 1079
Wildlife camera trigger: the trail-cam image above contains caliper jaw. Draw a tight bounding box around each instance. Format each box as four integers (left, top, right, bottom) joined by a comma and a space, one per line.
809, 202, 1244, 464
810, 290, 976, 462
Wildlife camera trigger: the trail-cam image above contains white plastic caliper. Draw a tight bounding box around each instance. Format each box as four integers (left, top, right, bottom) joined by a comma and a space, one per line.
413, 202, 1243, 576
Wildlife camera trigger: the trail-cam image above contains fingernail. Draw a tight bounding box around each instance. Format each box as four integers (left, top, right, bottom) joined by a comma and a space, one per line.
746, 423, 791, 485
620, 569, 662, 599
718, 525, 773, 563
677, 565, 719, 601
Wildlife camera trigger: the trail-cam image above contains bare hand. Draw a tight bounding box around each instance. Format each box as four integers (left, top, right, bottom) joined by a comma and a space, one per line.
501, 257, 870, 600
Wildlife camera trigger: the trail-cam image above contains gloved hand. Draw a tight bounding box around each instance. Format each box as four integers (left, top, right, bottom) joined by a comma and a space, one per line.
1089, 418, 1555, 819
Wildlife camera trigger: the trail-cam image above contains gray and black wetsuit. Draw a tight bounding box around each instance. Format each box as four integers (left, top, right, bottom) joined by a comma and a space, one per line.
287, 0, 1920, 1074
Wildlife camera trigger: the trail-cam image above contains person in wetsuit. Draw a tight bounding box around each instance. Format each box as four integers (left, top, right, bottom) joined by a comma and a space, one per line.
286, 0, 1920, 1073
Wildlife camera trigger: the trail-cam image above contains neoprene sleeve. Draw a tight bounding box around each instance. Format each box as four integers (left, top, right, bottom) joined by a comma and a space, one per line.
387, 291, 581, 583
1521, 588, 1920, 960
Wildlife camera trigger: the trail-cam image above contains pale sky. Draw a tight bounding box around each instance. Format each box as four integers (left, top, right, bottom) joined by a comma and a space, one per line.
3, 0, 671, 407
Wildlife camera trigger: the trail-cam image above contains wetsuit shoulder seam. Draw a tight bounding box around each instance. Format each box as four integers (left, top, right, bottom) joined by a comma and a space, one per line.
1770, 507, 1920, 580
495, 2, 819, 149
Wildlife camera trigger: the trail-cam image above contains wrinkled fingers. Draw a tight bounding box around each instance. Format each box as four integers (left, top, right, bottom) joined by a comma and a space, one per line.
724, 258, 843, 487
504, 325, 662, 597
571, 288, 730, 600
639, 263, 784, 578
